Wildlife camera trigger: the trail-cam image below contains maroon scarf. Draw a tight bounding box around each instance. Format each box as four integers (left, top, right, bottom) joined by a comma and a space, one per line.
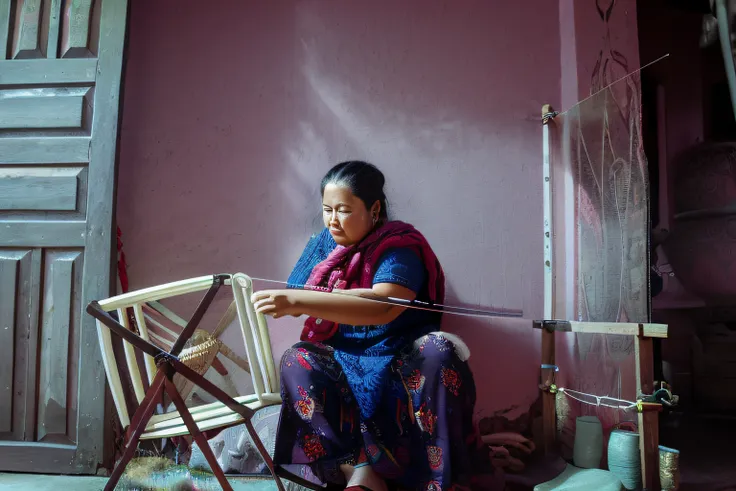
300, 221, 445, 342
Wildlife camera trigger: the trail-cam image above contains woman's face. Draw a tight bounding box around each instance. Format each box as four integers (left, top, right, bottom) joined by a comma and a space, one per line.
322, 183, 378, 246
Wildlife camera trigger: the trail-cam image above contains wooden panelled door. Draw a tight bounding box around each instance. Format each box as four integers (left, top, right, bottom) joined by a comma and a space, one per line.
0, 0, 127, 473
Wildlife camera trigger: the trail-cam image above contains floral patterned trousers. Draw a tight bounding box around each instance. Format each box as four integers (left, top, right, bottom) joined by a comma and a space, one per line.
273, 333, 501, 491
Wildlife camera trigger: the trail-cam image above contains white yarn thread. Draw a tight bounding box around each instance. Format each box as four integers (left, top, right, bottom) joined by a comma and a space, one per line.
558, 387, 638, 411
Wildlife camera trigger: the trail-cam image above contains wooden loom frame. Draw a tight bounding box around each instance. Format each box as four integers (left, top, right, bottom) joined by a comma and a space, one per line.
540, 105, 668, 491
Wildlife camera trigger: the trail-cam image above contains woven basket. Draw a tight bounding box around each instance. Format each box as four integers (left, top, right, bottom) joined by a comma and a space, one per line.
174, 333, 222, 400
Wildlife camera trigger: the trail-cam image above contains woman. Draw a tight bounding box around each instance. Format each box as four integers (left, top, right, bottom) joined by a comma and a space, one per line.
252, 161, 500, 491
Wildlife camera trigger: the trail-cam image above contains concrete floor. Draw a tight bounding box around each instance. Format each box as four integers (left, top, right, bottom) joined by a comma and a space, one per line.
2, 416, 734, 491
660, 414, 736, 491
0, 473, 280, 491
0, 474, 107, 491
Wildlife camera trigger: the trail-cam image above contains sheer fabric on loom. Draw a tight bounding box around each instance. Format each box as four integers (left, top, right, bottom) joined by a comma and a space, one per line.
548, 69, 650, 459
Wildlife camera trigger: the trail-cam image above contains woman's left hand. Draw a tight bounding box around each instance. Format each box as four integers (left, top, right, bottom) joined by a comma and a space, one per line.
251, 290, 302, 319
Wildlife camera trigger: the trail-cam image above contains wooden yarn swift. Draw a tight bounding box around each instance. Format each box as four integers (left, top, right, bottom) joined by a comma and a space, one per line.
87, 273, 283, 491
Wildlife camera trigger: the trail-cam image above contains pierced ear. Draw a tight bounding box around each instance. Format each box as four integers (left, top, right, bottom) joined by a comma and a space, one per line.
371, 201, 381, 218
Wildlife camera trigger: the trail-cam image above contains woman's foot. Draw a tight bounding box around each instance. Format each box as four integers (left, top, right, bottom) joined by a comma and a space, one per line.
481, 432, 535, 454
482, 432, 535, 473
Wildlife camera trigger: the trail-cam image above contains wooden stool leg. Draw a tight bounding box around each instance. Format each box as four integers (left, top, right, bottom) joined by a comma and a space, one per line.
105, 372, 167, 491
164, 376, 233, 491
245, 418, 285, 491
164, 345, 286, 490
541, 328, 557, 454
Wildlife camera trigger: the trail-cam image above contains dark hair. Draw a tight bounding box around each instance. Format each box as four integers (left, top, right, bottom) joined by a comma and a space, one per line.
320, 160, 389, 222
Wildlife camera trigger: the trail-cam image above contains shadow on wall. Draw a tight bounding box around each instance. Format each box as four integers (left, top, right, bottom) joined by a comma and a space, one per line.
116, 0, 560, 418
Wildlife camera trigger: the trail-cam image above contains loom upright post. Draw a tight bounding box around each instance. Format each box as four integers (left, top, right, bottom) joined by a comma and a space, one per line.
636, 331, 661, 491
540, 104, 558, 455
540, 327, 556, 454
542, 104, 554, 320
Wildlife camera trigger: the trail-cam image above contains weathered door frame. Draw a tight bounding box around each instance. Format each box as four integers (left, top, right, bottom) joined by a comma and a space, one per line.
0, 0, 128, 474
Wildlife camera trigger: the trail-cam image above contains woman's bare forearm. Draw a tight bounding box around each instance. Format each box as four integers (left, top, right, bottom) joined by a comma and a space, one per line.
252, 284, 417, 325
294, 283, 416, 326
290, 289, 404, 325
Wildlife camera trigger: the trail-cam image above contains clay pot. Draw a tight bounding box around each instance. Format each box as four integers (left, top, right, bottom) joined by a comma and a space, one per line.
663, 142, 736, 304
573, 416, 603, 469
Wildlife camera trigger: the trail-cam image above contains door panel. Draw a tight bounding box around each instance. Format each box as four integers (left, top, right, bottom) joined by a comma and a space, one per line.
0, 0, 127, 473
0, 249, 33, 442
38, 249, 84, 445
0, 88, 89, 130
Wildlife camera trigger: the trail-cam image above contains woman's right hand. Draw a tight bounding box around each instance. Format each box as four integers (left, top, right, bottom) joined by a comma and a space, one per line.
251, 290, 303, 319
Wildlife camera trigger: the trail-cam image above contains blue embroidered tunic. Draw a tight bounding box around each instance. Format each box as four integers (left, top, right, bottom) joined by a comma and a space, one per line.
287, 228, 440, 418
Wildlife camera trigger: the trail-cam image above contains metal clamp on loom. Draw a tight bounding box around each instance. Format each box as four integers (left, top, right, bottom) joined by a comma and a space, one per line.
637, 386, 678, 410
538, 383, 558, 394
541, 105, 559, 124
539, 364, 559, 393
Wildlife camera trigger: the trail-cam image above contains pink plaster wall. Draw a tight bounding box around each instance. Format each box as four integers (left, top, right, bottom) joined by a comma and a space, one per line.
116, 1, 561, 417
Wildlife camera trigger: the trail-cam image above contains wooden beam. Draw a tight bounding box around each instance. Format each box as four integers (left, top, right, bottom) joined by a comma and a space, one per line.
98, 276, 217, 311
541, 328, 556, 455
533, 320, 668, 338
636, 334, 660, 491
165, 376, 235, 491
542, 104, 555, 320
0, 59, 97, 85
72, 0, 128, 473
103, 372, 166, 491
